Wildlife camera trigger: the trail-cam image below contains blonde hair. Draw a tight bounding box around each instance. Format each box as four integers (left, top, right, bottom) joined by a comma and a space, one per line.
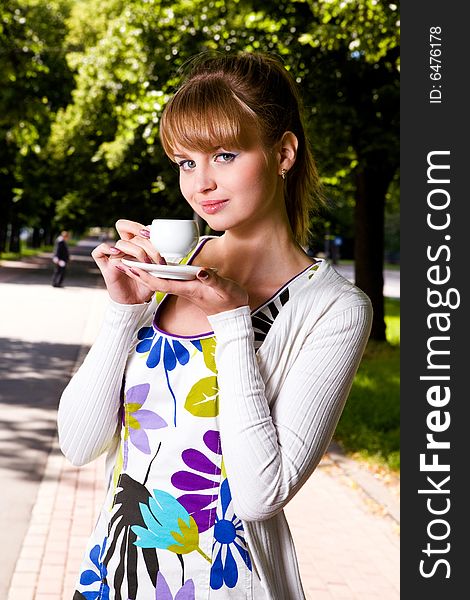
160, 52, 324, 245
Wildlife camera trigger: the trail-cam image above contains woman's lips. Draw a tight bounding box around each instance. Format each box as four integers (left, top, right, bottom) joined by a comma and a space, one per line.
201, 200, 229, 214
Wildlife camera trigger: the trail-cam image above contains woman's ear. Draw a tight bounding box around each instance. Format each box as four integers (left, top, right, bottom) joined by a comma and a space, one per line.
277, 131, 298, 176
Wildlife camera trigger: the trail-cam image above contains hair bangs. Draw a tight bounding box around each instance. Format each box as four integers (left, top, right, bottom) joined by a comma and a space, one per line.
160, 78, 257, 158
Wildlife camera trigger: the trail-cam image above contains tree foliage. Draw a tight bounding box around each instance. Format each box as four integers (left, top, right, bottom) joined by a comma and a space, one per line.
0, 0, 74, 248
1, 0, 399, 338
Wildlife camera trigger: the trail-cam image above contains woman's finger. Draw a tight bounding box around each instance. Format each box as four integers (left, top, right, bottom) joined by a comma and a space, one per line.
116, 262, 248, 316
117, 235, 164, 265
118, 264, 199, 295
113, 239, 157, 264
115, 219, 147, 241
114, 221, 165, 264
91, 242, 124, 263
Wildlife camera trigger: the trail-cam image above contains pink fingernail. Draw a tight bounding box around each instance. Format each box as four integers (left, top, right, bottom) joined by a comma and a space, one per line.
139, 229, 151, 238
109, 247, 121, 254
115, 264, 126, 272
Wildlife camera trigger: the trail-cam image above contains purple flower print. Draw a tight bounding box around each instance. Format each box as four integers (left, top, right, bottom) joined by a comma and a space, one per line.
155, 572, 195, 600
123, 383, 167, 468
171, 430, 222, 533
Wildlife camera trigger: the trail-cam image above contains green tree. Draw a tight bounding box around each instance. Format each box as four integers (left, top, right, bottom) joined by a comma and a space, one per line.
305, 0, 399, 341
234, 0, 400, 339
0, 0, 74, 250
47, 0, 398, 339
48, 0, 217, 231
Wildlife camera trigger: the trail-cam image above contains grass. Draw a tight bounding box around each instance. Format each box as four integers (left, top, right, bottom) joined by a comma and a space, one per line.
0, 240, 78, 261
0, 243, 54, 260
334, 297, 400, 472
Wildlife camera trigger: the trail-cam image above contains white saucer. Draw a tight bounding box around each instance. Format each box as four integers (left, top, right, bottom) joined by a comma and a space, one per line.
121, 259, 199, 280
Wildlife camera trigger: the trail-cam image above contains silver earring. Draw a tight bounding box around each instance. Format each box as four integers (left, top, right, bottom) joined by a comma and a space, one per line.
281, 168, 287, 180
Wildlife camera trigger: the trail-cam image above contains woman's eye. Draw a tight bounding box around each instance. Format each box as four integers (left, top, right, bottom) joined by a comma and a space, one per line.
178, 159, 196, 171
214, 152, 237, 163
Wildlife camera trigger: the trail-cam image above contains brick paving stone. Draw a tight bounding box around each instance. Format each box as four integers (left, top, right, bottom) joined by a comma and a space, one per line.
9, 572, 39, 589
8, 588, 36, 600
13, 557, 42, 573
36, 579, 65, 595
328, 584, 356, 599
305, 590, 335, 600
43, 555, 68, 569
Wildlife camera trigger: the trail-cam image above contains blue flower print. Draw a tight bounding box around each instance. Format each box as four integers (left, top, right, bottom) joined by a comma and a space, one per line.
135, 326, 155, 353
210, 479, 252, 590
136, 328, 199, 370
79, 538, 109, 600
136, 328, 202, 426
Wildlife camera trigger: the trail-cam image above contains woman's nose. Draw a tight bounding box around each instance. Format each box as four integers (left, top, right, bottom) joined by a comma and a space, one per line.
195, 167, 216, 193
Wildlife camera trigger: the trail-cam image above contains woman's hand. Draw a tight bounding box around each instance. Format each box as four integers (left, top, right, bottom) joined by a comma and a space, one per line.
91, 219, 165, 305
115, 263, 249, 316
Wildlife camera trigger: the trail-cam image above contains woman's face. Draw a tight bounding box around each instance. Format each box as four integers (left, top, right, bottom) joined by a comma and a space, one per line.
173, 129, 283, 233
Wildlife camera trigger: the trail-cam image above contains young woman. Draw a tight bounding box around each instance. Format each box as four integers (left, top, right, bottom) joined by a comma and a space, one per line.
58, 53, 372, 600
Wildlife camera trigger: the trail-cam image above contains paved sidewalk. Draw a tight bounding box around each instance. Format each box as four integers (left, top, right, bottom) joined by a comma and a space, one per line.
7, 446, 105, 600
0, 241, 109, 600
332, 264, 400, 299
2, 245, 399, 599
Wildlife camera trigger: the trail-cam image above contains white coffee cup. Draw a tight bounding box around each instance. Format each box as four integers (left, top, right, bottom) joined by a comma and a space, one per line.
150, 219, 199, 263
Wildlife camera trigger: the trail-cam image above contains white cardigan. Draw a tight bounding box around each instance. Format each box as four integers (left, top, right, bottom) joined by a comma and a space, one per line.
58, 259, 372, 599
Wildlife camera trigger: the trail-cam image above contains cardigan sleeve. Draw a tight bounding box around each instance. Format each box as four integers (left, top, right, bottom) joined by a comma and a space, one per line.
57, 299, 155, 466
207, 299, 372, 522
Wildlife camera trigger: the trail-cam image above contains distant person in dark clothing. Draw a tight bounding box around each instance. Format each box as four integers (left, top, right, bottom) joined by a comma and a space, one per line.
52, 230, 70, 287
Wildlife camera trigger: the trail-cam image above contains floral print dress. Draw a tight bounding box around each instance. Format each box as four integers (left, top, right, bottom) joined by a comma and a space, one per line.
73, 243, 321, 600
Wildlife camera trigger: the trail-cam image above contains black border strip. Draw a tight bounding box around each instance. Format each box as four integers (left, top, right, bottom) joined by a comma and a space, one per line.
401, 2, 468, 596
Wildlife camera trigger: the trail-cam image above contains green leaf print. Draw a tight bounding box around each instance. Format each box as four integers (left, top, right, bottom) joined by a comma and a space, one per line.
155, 290, 165, 304
168, 516, 211, 562
308, 264, 320, 279
185, 376, 219, 417
200, 337, 217, 374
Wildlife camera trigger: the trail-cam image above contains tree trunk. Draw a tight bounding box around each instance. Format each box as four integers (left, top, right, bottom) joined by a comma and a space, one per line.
32, 227, 42, 248
354, 166, 391, 341
9, 220, 21, 253
44, 227, 54, 246
0, 223, 7, 253
0, 189, 13, 253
